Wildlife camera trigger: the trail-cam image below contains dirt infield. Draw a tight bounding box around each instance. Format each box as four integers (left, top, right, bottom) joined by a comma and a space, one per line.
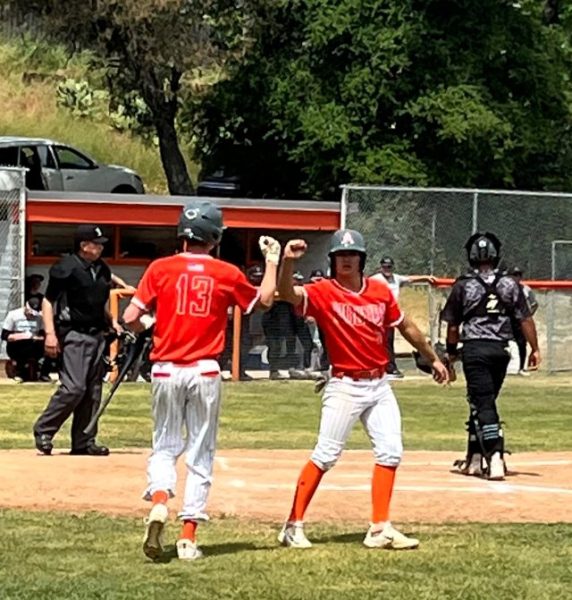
1, 449, 571, 523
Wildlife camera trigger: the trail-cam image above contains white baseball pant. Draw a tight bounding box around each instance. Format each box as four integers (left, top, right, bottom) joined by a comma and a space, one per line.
143, 360, 222, 522
310, 376, 403, 470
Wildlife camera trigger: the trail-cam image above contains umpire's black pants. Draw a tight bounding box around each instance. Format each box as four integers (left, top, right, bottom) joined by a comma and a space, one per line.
462, 340, 510, 457
34, 330, 106, 450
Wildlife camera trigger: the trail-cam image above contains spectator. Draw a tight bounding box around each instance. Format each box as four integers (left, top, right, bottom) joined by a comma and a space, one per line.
289, 271, 315, 377
219, 264, 263, 380
371, 256, 435, 378
2, 297, 50, 382
307, 269, 329, 370
510, 267, 539, 376
33, 224, 119, 456
262, 296, 296, 380
25, 273, 45, 303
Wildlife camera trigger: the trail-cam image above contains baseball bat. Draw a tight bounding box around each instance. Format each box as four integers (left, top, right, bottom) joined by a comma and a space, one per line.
83, 328, 152, 436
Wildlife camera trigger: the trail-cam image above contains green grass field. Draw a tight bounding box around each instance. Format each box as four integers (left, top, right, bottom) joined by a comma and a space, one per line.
1, 375, 571, 599
0, 512, 570, 600
1, 375, 570, 452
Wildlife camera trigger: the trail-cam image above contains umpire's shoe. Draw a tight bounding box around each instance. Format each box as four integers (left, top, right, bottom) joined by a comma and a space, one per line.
34, 434, 53, 456
143, 504, 168, 560
70, 443, 110, 456
363, 523, 419, 550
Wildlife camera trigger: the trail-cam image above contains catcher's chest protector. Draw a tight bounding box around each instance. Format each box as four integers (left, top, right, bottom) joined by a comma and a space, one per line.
463, 274, 508, 322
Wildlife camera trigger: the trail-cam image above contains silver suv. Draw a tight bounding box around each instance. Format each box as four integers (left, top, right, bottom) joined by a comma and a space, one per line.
0, 136, 145, 193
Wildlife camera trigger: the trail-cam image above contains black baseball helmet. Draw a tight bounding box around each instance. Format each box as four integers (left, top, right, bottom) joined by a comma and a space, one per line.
465, 232, 502, 268
177, 200, 224, 246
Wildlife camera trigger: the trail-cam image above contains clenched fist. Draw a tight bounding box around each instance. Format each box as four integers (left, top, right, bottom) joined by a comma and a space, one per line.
283, 239, 308, 260
259, 236, 281, 265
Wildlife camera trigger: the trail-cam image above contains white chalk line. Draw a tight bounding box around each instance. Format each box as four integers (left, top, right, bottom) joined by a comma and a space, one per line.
216, 455, 571, 468
225, 479, 572, 496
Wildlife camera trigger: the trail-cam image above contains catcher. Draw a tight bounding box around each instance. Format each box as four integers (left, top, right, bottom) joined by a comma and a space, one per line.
440, 232, 540, 480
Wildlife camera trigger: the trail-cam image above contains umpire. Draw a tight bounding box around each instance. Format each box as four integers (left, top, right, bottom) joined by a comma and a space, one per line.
33, 224, 117, 456
441, 232, 540, 480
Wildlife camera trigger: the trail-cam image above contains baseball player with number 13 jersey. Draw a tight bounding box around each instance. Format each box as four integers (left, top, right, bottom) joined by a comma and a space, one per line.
123, 200, 281, 562
277, 230, 449, 550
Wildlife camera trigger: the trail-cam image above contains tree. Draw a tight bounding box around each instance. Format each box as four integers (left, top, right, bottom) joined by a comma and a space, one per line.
189, 0, 572, 199
11, 0, 256, 194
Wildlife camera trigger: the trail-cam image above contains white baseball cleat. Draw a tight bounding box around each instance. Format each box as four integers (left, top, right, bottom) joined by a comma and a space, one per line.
488, 452, 505, 481
176, 538, 203, 561
363, 523, 419, 550
143, 503, 168, 559
278, 521, 313, 549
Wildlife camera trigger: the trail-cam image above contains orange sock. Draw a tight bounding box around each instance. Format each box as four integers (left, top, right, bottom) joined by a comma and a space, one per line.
151, 490, 169, 505
371, 464, 397, 523
288, 460, 325, 522
180, 520, 198, 541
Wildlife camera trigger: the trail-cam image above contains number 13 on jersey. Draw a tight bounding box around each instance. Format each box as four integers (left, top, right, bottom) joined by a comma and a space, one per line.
176, 274, 214, 316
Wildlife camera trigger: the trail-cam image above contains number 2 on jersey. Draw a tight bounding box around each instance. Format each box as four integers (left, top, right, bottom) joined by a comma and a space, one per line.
176, 274, 214, 316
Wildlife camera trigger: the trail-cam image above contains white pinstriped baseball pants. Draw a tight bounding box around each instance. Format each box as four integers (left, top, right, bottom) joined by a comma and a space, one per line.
310, 376, 403, 470
143, 360, 222, 522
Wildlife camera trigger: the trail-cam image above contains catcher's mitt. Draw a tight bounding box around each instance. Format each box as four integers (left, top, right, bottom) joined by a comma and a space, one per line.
413, 342, 457, 382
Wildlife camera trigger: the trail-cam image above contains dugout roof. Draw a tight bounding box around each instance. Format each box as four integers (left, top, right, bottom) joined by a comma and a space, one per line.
26, 192, 341, 231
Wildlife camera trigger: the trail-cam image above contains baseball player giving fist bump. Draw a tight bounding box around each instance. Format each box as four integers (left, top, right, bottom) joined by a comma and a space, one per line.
277, 230, 448, 550
122, 200, 280, 562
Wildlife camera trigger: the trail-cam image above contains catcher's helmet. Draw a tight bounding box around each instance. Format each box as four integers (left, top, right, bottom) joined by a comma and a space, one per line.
177, 200, 224, 245
465, 232, 501, 268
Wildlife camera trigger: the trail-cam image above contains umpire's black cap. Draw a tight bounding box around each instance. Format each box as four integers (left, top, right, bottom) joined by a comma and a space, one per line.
75, 224, 108, 244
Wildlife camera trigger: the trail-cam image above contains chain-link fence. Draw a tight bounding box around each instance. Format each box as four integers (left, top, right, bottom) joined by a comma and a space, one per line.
0, 168, 27, 360
341, 186, 572, 279
341, 185, 572, 372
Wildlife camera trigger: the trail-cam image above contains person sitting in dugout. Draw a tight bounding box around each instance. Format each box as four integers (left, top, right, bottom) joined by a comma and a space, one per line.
2, 297, 50, 382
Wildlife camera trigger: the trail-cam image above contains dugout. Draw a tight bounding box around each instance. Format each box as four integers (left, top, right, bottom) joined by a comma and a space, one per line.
25, 191, 341, 282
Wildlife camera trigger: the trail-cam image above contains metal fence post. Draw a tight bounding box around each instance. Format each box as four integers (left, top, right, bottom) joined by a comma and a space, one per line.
472, 191, 479, 234
340, 186, 348, 229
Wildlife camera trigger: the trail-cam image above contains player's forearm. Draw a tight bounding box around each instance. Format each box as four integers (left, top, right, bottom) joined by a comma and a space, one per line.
520, 317, 539, 352
277, 258, 298, 304
258, 261, 278, 309
122, 303, 146, 333
42, 298, 56, 335
398, 316, 438, 362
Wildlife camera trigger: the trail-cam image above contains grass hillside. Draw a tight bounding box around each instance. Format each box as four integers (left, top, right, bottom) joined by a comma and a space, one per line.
0, 36, 198, 194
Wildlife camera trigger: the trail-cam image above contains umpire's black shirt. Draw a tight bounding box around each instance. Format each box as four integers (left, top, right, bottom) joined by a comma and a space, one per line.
45, 253, 112, 332
441, 269, 531, 342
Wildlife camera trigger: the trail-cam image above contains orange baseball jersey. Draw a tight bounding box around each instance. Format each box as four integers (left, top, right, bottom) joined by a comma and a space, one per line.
132, 254, 260, 363
302, 277, 404, 372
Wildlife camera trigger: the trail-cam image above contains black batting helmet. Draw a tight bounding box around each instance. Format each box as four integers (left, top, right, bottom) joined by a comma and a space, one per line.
177, 200, 224, 246
465, 232, 502, 268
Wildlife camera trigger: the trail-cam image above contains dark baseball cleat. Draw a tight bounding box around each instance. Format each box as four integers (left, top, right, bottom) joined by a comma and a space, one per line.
70, 443, 110, 456
35, 434, 53, 455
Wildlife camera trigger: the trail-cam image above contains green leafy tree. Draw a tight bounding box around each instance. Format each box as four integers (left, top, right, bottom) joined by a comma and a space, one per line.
190, 0, 572, 199
10, 0, 256, 194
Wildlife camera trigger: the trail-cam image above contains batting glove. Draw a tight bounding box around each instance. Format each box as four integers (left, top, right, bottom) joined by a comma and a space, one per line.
259, 236, 281, 266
